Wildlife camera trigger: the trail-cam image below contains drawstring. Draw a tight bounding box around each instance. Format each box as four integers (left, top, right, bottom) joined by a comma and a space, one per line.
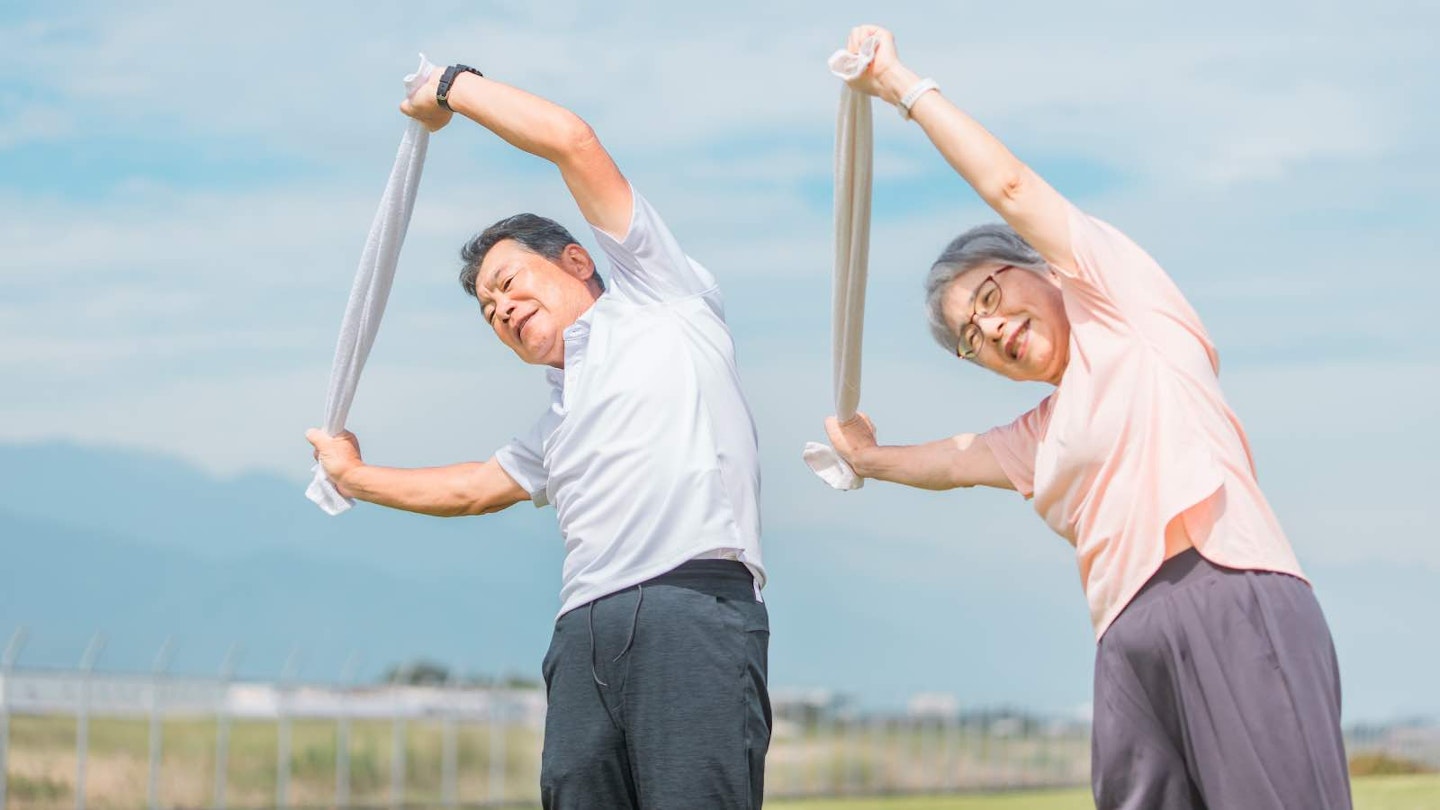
589, 584, 644, 688
588, 601, 605, 687
616, 585, 644, 663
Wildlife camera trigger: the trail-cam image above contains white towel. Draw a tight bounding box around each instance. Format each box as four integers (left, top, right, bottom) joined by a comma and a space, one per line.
306, 54, 436, 515
803, 38, 877, 491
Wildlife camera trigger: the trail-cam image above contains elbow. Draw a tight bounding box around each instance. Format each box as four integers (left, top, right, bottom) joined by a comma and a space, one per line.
440, 489, 491, 518
453, 491, 514, 517
979, 163, 1032, 217
449, 498, 495, 518
555, 116, 605, 165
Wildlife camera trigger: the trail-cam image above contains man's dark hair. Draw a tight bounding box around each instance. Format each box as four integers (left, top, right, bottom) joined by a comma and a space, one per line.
459, 213, 603, 297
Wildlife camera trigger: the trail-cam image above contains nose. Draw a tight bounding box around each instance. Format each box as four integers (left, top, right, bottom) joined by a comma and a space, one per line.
974, 313, 1007, 343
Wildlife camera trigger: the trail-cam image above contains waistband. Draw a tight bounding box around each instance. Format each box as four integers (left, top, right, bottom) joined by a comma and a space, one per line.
1127, 548, 1218, 611
562, 560, 758, 621
643, 559, 755, 601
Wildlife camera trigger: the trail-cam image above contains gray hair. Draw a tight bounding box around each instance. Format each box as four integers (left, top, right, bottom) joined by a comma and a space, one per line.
459, 213, 605, 298
924, 223, 1046, 353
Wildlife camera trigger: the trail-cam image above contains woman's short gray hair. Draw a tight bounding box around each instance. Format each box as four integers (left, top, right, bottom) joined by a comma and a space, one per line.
924, 223, 1047, 353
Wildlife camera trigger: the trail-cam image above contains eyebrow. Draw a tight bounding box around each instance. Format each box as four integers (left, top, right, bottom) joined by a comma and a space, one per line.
968, 266, 1010, 308
477, 262, 510, 305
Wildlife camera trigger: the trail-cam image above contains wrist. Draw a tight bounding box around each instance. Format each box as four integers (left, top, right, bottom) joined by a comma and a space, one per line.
333, 461, 365, 494
436, 64, 483, 112
876, 64, 921, 107
850, 445, 881, 479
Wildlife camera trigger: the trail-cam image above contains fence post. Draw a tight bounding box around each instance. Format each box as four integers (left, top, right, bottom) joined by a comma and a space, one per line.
0, 628, 28, 810
940, 710, 956, 793
336, 652, 360, 810
488, 689, 505, 805
868, 713, 883, 795
841, 712, 858, 796
920, 714, 935, 792
390, 697, 405, 810
147, 638, 175, 810
276, 647, 301, 810
441, 673, 458, 809
214, 645, 240, 810
75, 634, 105, 810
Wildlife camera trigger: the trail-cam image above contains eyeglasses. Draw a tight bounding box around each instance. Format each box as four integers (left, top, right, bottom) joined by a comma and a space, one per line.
956, 268, 1008, 360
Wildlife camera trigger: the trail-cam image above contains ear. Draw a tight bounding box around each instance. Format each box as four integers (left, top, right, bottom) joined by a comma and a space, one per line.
559, 243, 596, 282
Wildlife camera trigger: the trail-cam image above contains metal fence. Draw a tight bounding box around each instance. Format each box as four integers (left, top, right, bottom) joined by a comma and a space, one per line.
1, 630, 1434, 809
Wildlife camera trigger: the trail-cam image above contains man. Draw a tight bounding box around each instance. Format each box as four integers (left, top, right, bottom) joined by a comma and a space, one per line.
306, 63, 771, 809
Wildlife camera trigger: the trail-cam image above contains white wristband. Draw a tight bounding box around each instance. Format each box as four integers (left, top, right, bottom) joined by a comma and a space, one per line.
897, 77, 939, 120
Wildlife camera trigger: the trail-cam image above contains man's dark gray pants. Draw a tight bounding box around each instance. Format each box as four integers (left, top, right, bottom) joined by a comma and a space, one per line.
1092, 548, 1352, 809
540, 560, 770, 809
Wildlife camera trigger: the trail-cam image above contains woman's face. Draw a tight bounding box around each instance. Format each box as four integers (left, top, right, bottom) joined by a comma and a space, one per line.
941, 264, 1071, 384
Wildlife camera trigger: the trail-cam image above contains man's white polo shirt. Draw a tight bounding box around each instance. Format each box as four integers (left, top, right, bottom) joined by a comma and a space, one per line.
493, 188, 765, 618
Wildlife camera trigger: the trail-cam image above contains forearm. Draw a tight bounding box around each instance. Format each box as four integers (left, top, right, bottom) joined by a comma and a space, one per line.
441, 72, 630, 236
445, 72, 595, 167
879, 66, 1072, 264
875, 66, 1023, 206
850, 432, 1015, 492
850, 436, 971, 491
338, 461, 518, 517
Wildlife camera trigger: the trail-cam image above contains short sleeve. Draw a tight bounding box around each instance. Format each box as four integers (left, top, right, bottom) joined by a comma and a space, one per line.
1051, 202, 1217, 370
492, 402, 563, 508
589, 186, 718, 304
980, 395, 1054, 499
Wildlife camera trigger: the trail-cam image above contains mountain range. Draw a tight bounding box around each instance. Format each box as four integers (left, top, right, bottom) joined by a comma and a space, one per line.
1, 441, 1435, 722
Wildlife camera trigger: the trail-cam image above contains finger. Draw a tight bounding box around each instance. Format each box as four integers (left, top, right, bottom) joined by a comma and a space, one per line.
305, 428, 325, 446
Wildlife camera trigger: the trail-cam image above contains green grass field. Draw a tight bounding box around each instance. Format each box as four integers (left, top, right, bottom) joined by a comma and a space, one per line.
5, 715, 543, 808
769, 775, 1440, 809
7, 713, 1437, 809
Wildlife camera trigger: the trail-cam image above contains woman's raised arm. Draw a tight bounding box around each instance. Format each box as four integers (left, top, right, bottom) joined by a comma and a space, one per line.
842, 25, 1074, 269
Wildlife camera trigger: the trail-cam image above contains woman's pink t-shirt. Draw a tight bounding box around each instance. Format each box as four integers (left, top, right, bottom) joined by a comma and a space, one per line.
981, 203, 1305, 639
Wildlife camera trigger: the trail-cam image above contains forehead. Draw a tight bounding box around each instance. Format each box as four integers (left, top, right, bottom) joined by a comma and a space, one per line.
475, 240, 535, 297
942, 264, 1001, 308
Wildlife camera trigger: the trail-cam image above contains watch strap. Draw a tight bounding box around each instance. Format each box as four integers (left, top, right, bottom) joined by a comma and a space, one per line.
436, 64, 484, 111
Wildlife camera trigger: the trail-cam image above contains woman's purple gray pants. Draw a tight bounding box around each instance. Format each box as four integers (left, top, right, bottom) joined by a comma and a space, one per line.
1092, 548, 1352, 810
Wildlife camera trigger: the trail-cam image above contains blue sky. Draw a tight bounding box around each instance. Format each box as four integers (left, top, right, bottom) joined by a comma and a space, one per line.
2, 1, 1438, 719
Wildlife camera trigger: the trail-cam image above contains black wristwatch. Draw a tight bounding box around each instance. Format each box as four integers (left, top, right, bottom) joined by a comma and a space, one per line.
436, 64, 483, 111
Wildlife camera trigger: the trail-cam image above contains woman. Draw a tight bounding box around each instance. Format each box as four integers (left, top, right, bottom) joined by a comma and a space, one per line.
825, 25, 1351, 810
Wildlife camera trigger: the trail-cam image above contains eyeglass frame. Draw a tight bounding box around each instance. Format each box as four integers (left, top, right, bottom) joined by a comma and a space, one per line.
956, 266, 1013, 360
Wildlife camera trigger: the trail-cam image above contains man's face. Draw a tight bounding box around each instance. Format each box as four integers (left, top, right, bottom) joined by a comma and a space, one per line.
474, 239, 600, 368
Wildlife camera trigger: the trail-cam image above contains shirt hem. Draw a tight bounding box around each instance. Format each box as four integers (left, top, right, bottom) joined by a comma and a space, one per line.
1093, 546, 1309, 641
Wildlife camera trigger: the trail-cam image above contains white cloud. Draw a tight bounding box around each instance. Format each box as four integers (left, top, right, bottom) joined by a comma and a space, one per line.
1, 0, 1438, 578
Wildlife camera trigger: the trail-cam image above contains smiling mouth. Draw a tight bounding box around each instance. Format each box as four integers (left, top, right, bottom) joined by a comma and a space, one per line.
515, 311, 535, 342
1006, 319, 1030, 361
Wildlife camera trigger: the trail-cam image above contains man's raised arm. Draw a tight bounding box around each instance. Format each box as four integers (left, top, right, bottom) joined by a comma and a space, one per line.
401, 67, 633, 238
